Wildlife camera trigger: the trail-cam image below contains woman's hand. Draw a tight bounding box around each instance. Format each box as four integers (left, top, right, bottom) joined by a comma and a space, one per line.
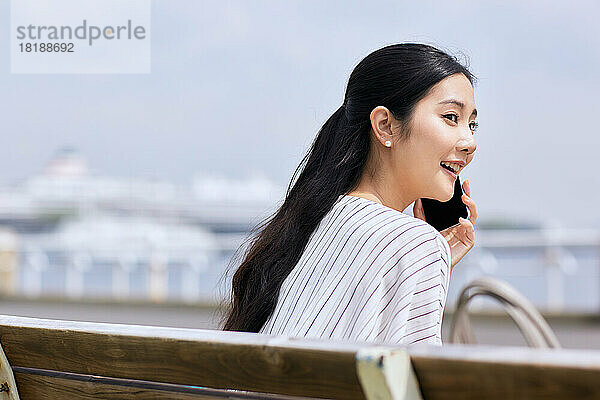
413, 179, 477, 270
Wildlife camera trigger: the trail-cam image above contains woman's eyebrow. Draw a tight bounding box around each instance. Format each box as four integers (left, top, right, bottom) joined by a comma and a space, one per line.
438, 99, 477, 118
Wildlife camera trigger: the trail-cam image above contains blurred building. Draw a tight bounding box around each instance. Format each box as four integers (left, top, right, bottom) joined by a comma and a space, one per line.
0, 148, 284, 303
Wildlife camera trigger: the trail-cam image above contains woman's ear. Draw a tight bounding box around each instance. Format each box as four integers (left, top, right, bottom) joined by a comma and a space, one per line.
369, 106, 395, 145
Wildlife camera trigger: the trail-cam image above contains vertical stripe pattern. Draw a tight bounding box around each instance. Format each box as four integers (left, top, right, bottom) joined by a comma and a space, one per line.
259, 194, 452, 346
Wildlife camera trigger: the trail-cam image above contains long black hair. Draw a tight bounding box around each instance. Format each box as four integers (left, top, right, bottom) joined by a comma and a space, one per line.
222, 43, 475, 332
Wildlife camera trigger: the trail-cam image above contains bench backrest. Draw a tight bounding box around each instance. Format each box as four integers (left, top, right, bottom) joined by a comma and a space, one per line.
0, 315, 366, 399
0, 315, 600, 399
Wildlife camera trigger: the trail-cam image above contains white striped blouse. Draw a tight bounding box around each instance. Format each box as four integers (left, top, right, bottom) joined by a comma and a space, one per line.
259, 194, 452, 345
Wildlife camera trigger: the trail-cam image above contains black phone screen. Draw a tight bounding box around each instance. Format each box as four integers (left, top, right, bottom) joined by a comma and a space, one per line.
419, 176, 468, 231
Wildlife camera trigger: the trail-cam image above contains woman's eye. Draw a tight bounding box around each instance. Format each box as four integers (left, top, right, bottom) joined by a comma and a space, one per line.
469, 121, 479, 133
444, 114, 478, 133
443, 114, 458, 123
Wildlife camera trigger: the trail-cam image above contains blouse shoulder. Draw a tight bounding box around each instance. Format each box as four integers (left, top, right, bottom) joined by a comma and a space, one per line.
369, 211, 451, 277
396, 218, 450, 269
333, 195, 451, 273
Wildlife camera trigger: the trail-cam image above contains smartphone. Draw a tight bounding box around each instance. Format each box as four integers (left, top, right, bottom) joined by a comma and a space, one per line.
420, 176, 468, 231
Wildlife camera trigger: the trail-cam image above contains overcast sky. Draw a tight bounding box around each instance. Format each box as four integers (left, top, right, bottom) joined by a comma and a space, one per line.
1, 0, 599, 228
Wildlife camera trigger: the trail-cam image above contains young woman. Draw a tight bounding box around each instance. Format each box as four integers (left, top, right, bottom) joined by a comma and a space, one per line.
223, 43, 478, 346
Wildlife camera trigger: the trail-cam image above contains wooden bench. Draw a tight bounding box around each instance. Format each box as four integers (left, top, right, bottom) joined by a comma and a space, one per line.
0, 314, 599, 399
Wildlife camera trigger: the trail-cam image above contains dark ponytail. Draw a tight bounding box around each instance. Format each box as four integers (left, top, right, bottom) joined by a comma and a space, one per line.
222, 43, 475, 332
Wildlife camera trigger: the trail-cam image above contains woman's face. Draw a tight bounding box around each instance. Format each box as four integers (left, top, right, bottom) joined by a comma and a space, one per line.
391, 73, 477, 202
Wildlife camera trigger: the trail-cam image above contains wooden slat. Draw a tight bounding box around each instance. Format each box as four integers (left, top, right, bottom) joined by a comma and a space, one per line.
409, 344, 600, 400
13, 371, 220, 400
0, 315, 366, 400
13, 368, 319, 400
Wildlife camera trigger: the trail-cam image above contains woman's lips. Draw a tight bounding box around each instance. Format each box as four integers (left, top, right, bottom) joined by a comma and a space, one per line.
441, 165, 457, 179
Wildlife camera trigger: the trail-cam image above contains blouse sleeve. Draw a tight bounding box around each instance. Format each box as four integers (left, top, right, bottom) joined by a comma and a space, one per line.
374, 221, 451, 345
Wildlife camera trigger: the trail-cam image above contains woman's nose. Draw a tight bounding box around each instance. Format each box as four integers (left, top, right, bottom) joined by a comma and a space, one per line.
457, 130, 477, 155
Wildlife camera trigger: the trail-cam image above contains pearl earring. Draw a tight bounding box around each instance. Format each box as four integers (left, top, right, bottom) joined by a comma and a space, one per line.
384, 140, 391, 147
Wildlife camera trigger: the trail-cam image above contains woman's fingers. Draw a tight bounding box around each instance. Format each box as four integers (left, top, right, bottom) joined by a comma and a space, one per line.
462, 193, 478, 224
461, 179, 477, 225
445, 231, 453, 241
413, 198, 426, 221
459, 217, 475, 242
463, 179, 471, 197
